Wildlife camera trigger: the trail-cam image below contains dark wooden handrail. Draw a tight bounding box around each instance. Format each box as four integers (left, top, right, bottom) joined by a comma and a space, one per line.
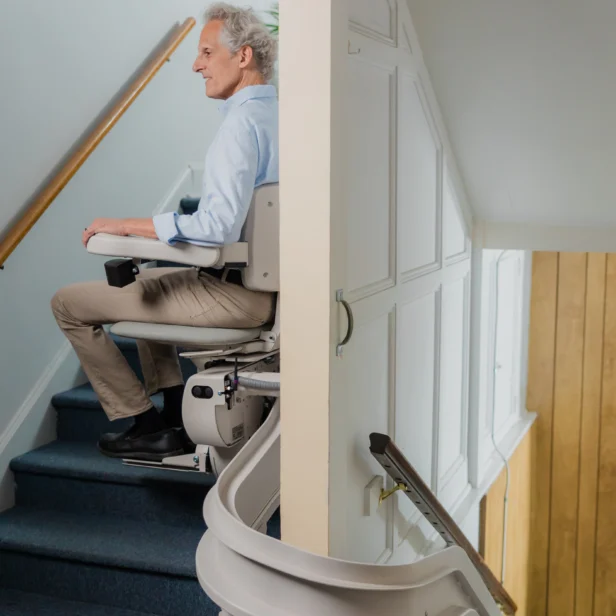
0, 17, 196, 269
370, 433, 517, 615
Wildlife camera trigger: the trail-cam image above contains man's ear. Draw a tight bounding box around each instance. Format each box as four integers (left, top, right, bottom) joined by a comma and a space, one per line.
238, 45, 254, 68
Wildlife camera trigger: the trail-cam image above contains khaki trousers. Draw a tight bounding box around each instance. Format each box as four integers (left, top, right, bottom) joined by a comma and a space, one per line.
51, 267, 275, 421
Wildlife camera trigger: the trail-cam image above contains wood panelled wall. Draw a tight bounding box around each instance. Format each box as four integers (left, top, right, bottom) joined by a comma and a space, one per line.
481, 428, 533, 615
523, 252, 616, 616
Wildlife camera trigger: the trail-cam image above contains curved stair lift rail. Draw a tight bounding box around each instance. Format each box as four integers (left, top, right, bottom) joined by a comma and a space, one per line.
197, 402, 505, 616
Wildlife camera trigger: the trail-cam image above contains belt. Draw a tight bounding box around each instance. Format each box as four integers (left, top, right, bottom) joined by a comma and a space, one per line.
198, 267, 244, 286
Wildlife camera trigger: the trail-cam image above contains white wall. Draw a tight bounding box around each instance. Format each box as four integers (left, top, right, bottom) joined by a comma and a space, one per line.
0, 0, 275, 506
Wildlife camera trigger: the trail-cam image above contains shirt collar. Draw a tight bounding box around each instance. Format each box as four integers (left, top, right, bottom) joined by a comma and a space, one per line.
218, 84, 277, 115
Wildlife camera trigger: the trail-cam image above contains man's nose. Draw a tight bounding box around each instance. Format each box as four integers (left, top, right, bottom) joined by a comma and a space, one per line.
193, 57, 203, 73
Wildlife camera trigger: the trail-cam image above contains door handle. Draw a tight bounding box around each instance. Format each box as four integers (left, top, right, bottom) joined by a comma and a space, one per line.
336, 289, 354, 357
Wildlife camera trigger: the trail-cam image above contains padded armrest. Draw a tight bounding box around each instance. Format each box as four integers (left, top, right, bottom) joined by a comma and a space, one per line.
87, 234, 248, 269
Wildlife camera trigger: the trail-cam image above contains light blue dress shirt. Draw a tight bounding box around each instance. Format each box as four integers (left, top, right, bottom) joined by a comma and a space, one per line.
153, 84, 279, 246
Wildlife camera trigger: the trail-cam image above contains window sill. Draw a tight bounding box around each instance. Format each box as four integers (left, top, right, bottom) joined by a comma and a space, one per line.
456, 411, 536, 526
421, 411, 537, 555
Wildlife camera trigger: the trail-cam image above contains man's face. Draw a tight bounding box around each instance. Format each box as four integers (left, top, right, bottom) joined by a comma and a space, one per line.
193, 20, 243, 100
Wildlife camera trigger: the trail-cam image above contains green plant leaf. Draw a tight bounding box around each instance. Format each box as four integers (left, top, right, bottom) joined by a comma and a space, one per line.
264, 1, 279, 34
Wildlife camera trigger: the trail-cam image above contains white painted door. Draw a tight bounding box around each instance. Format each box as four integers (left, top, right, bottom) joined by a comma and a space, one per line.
328, 0, 473, 565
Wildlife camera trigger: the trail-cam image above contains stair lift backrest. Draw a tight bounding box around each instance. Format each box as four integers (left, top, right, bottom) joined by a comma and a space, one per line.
240, 183, 279, 293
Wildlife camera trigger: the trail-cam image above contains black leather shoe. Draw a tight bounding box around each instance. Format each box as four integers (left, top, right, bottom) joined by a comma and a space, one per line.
98, 427, 185, 462
175, 427, 196, 454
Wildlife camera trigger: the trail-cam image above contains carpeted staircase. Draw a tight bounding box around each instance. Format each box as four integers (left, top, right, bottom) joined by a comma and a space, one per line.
0, 197, 280, 614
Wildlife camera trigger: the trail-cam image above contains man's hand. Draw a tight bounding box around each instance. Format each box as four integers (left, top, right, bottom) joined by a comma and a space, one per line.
82, 218, 128, 247
82, 217, 158, 247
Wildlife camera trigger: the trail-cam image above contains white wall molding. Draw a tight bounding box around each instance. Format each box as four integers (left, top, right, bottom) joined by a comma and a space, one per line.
399, 0, 474, 248
0, 341, 70, 456
477, 220, 616, 252
0, 342, 84, 511
349, 0, 398, 47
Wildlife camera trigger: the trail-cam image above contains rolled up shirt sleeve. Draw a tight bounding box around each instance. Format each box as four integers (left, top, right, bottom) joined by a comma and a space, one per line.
152, 119, 259, 247
152, 211, 181, 245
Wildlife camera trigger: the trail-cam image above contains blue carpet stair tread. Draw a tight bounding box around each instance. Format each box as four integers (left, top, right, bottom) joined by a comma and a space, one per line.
0, 589, 153, 616
11, 441, 211, 526
0, 507, 203, 577
10, 440, 214, 489
0, 202, 229, 614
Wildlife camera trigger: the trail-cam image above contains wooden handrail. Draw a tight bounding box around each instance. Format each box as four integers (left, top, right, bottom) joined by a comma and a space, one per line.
370, 433, 518, 615
0, 17, 196, 269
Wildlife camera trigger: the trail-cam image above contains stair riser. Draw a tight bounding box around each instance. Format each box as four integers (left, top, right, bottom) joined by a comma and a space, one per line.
13, 473, 209, 527
56, 409, 133, 442
0, 552, 218, 616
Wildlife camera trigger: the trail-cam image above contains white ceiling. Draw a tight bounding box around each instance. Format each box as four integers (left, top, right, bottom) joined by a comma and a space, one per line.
407, 0, 616, 228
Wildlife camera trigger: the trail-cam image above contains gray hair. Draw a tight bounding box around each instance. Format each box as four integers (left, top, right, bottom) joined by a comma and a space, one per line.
204, 3, 278, 82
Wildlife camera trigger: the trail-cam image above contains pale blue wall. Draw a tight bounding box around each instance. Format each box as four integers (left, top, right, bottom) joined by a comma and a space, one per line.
0, 0, 276, 505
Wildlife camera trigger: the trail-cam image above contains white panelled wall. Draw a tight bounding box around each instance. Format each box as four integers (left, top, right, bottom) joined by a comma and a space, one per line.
331, 0, 473, 564
327, 0, 533, 566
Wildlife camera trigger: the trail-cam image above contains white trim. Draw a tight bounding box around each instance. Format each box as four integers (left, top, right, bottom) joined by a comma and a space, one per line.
474, 412, 536, 499
0, 342, 70, 455
152, 166, 194, 216
421, 411, 536, 556
443, 164, 472, 265
0, 341, 83, 511
467, 245, 484, 488
349, 0, 398, 47
394, 0, 475, 237
477, 219, 616, 252
519, 251, 533, 431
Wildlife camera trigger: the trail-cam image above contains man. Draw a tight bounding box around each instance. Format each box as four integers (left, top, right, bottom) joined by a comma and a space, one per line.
51, 3, 279, 461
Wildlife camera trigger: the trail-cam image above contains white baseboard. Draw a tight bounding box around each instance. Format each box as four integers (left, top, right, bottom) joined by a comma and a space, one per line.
0, 341, 84, 512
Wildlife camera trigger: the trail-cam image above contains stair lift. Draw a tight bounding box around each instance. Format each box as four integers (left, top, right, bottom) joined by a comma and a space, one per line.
87, 183, 282, 478
88, 184, 512, 615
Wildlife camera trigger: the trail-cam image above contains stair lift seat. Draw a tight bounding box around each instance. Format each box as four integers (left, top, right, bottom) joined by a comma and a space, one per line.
86, 184, 281, 475
109, 322, 264, 350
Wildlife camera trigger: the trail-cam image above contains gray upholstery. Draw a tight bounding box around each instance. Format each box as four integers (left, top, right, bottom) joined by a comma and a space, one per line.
110, 321, 263, 348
